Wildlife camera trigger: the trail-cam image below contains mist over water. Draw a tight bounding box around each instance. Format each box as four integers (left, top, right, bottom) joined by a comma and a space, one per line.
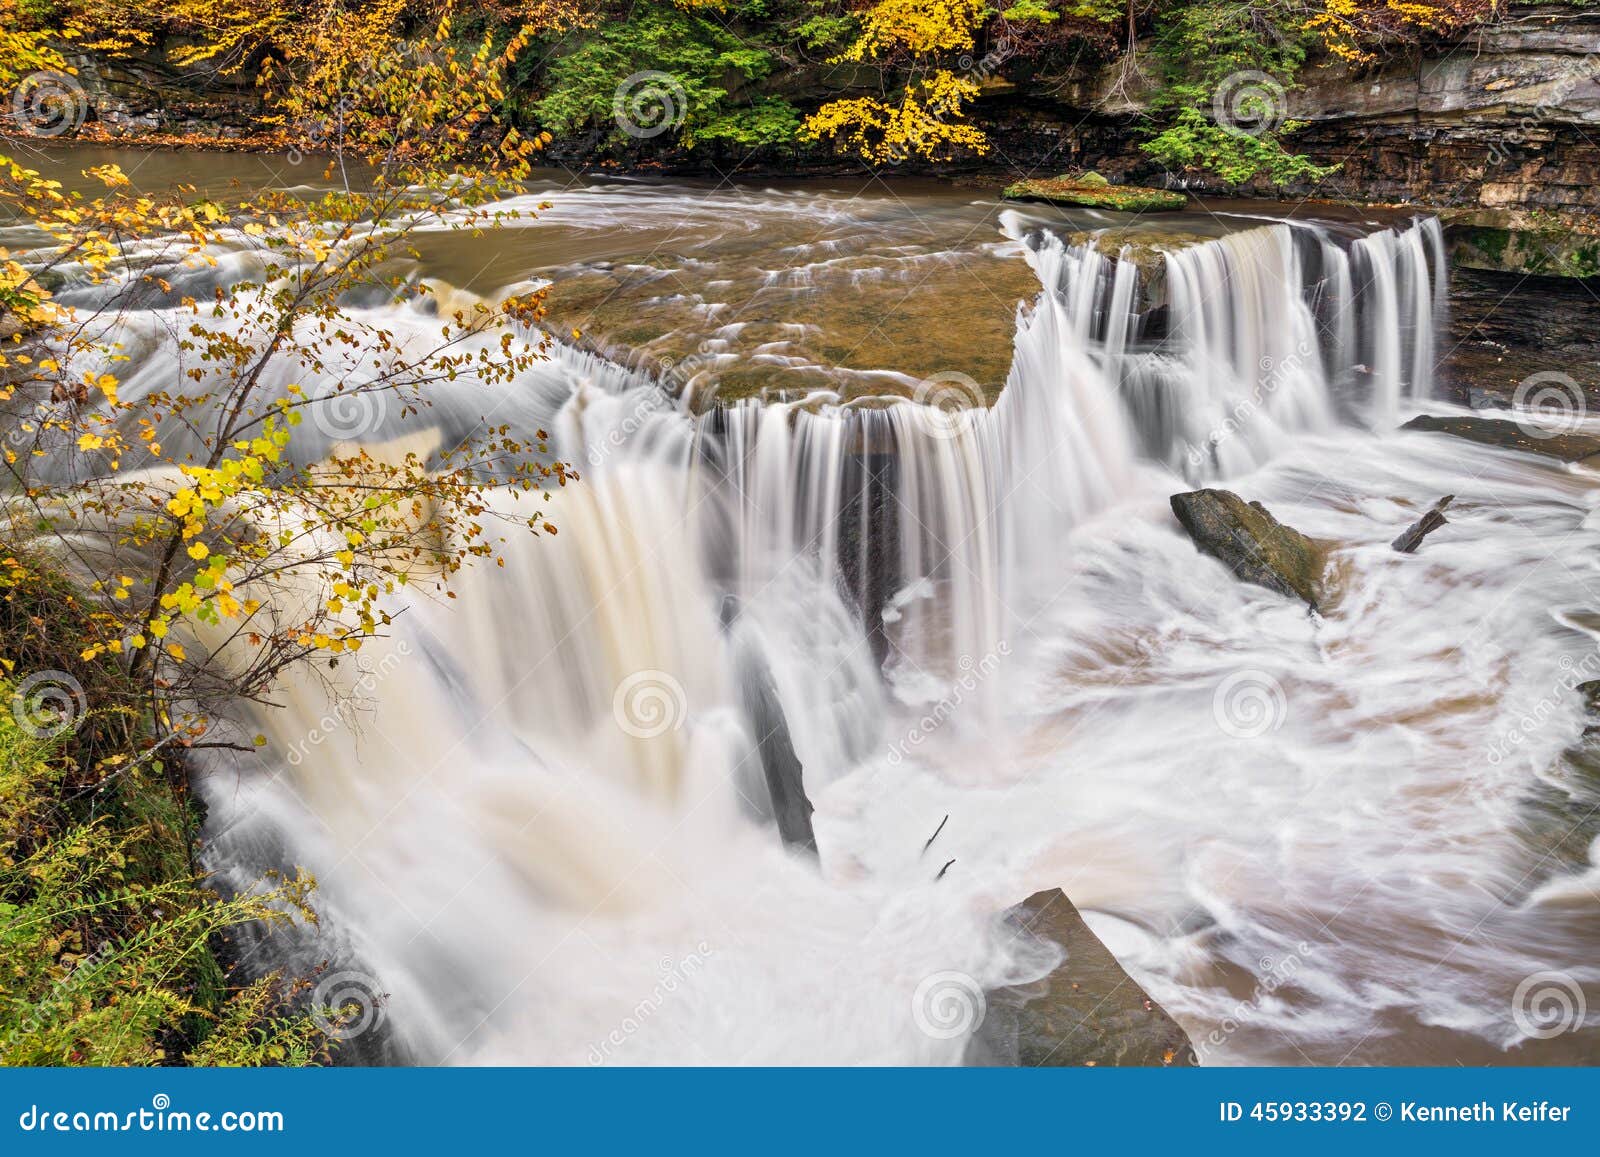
21, 158, 1598, 1064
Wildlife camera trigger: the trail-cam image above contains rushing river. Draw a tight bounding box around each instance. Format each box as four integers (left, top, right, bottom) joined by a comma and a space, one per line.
12, 146, 1600, 1065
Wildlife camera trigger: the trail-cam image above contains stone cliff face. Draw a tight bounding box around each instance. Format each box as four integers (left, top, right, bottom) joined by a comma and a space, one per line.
966, 4, 1600, 218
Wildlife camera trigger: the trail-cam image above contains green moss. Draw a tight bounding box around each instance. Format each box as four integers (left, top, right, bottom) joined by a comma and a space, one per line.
1002, 174, 1187, 212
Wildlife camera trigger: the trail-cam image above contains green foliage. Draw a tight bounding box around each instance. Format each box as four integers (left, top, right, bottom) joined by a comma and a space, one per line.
1143, 107, 1337, 186
0, 556, 332, 1067
533, 6, 801, 149
1141, 1, 1337, 187
1001, 0, 1060, 23
795, 11, 857, 51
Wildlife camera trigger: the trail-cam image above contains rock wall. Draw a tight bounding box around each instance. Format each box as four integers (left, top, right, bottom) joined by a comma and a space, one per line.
969, 4, 1600, 216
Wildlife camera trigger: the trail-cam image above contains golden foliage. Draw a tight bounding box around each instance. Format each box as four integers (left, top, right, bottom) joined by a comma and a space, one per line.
802, 71, 989, 163
843, 0, 989, 60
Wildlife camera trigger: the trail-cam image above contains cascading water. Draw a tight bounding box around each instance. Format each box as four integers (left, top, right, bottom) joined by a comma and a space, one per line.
20, 159, 1597, 1064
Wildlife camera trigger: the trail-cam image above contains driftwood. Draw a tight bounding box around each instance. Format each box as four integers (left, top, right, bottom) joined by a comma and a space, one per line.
1392, 495, 1454, 553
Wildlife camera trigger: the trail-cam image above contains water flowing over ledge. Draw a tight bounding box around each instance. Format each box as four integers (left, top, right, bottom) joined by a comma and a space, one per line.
22, 178, 1594, 1065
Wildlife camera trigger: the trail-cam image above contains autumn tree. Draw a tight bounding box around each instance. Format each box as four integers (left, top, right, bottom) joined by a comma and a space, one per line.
1, 0, 570, 757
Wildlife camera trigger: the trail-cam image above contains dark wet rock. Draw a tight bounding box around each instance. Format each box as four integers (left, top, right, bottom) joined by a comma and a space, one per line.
1392, 495, 1455, 553
836, 448, 900, 668
1402, 414, 1600, 463
1169, 489, 1324, 609
1002, 173, 1187, 213
968, 889, 1198, 1068
736, 646, 817, 856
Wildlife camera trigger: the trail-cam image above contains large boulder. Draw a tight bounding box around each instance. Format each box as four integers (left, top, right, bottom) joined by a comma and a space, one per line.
968, 889, 1197, 1067
1402, 414, 1600, 463
1169, 489, 1324, 609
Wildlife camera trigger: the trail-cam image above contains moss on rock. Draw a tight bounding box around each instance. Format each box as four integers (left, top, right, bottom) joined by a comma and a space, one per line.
1002, 173, 1188, 213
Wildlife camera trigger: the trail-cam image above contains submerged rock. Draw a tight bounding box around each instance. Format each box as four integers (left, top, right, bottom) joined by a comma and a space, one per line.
1001, 173, 1187, 213
1169, 489, 1324, 609
1401, 414, 1600, 463
967, 889, 1197, 1067
1392, 495, 1454, 553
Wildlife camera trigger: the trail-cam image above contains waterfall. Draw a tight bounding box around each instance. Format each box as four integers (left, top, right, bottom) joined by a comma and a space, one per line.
20, 193, 1481, 1063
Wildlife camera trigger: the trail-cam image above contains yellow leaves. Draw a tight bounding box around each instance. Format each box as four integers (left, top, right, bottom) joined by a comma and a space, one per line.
803, 72, 989, 163
186, 542, 210, 560
167, 643, 186, 662
842, 0, 988, 60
